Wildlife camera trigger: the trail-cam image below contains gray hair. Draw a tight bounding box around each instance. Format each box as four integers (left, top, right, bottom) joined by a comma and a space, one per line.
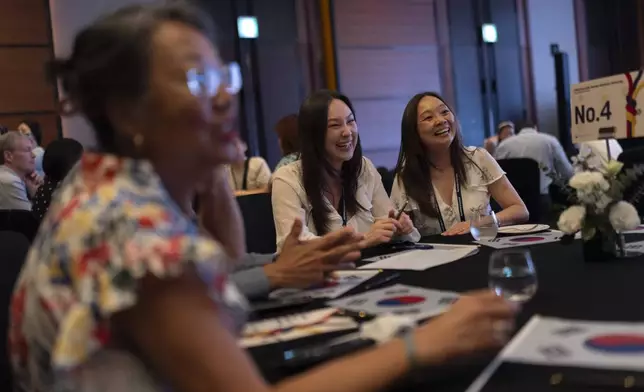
0, 131, 30, 164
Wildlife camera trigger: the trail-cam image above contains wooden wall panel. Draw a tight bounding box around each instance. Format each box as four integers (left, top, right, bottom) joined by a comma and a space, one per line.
0, 0, 50, 45
0, 113, 59, 146
332, 0, 444, 168
0, 0, 59, 144
334, 0, 437, 46
337, 48, 441, 99
352, 99, 409, 151
0, 48, 56, 113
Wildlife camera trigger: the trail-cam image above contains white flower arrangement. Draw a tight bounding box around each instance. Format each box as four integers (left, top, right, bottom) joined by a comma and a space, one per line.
555, 156, 644, 249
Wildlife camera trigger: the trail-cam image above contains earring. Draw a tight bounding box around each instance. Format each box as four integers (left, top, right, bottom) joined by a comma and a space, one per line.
133, 133, 144, 149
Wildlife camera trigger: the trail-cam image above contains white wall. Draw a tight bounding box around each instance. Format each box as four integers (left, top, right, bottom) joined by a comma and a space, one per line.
526, 0, 579, 137
49, 0, 161, 147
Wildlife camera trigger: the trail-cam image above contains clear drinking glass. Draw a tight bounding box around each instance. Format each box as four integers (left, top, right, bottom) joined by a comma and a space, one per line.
470, 209, 499, 241
488, 249, 538, 303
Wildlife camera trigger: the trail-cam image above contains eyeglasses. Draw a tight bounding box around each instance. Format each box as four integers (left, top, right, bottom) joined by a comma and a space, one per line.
187, 62, 242, 98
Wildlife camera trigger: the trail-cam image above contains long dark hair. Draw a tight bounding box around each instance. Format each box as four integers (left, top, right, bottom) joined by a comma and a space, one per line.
299, 90, 364, 234
43, 138, 84, 182
48, 2, 214, 154
395, 92, 475, 219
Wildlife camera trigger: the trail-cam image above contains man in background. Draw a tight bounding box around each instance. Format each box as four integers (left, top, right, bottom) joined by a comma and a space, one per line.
0, 132, 41, 210
484, 121, 515, 156
495, 122, 573, 209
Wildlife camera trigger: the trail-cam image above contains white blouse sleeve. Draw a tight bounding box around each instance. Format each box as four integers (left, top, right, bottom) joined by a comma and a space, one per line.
250, 157, 272, 189
271, 166, 320, 250
472, 148, 505, 186
364, 160, 421, 242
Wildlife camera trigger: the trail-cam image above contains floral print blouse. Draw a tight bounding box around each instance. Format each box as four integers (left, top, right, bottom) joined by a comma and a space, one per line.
9, 153, 248, 392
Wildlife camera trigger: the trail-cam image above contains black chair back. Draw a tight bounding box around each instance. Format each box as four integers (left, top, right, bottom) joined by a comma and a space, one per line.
377, 167, 394, 196
237, 192, 276, 254
0, 210, 38, 242
496, 158, 543, 223
0, 231, 30, 390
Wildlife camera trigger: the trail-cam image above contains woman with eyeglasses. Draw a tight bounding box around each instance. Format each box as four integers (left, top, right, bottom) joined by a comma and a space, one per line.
9, 5, 517, 392
272, 90, 421, 250
392, 92, 528, 236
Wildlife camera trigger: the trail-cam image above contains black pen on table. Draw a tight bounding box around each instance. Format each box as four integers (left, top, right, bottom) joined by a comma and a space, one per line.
395, 201, 409, 220
363, 272, 401, 291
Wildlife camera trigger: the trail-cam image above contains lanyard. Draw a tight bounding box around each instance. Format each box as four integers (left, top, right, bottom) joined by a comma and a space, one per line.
434, 172, 465, 232
230, 159, 250, 191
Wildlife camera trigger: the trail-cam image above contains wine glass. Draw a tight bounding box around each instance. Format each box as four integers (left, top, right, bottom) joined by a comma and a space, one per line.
470, 209, 499, 242
489, 249, 538, 303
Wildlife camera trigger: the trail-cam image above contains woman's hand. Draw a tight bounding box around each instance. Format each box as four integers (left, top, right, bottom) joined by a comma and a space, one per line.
264, 219, 364, 289
364, 218, 402, 247
413, 291, 517, 365
388, 210, 414, 235
442, 221, 471, 236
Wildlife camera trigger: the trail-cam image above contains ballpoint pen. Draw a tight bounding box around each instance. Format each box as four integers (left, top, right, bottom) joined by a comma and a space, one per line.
395, 200, 409, 220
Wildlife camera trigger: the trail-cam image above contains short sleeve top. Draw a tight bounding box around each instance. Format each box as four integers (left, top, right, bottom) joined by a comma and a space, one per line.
391, 147, 505, 236
271, 156, 421, 250
9, 153, 248, 392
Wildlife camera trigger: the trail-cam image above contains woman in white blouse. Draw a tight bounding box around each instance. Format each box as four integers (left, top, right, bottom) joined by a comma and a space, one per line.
227, 139, 272, 193
391, 92, 528, 236
272, 90, 420, 249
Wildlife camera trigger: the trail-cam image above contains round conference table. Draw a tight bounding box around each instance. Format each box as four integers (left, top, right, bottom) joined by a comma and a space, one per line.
248, 233, 644, 391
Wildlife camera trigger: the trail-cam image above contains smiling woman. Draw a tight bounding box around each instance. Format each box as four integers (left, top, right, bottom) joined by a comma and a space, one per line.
392, 92, 529, 236
271, 89, 420, 250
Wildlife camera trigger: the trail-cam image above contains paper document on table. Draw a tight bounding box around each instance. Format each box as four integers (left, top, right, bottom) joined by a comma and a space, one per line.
239, 308, 357, 348
328, 284, 459, 321
359, 244, 479, 271
466, 315, 644, 392
269, 270, 380, 300
475, 230, 564, 249
624, 225, 644, 234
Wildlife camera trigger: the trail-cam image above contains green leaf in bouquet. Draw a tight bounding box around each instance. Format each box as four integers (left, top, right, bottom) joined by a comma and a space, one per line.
582, 225, 596, 241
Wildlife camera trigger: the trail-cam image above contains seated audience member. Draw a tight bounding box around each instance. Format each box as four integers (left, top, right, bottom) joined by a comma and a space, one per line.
32, 138, 84, 222
495, 121, 574, 202
392, 93, 528, 236
274, 113, 300, 171
227, 139, 271, 193
483, 121, 515, 156
18, 120, 45, 177
577, 139, 623, 169
0, 124, 8, 135
10, 5, 517, 391
272, 90, 420, 250
0, 131, 41, 210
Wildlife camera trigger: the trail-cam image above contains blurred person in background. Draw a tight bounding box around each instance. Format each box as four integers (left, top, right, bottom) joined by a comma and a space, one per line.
483, 121, 515, 156
10, 4, 517, 392
32, 138, 84, 222
495, 121, 573, 202
274, 113, 300, 171
18, 120, 45, 177
227, 138, 272, 194
0, 131, 41, 210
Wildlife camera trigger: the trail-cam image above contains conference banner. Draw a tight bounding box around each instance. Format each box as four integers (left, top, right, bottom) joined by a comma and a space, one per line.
570, 70, 643, 143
